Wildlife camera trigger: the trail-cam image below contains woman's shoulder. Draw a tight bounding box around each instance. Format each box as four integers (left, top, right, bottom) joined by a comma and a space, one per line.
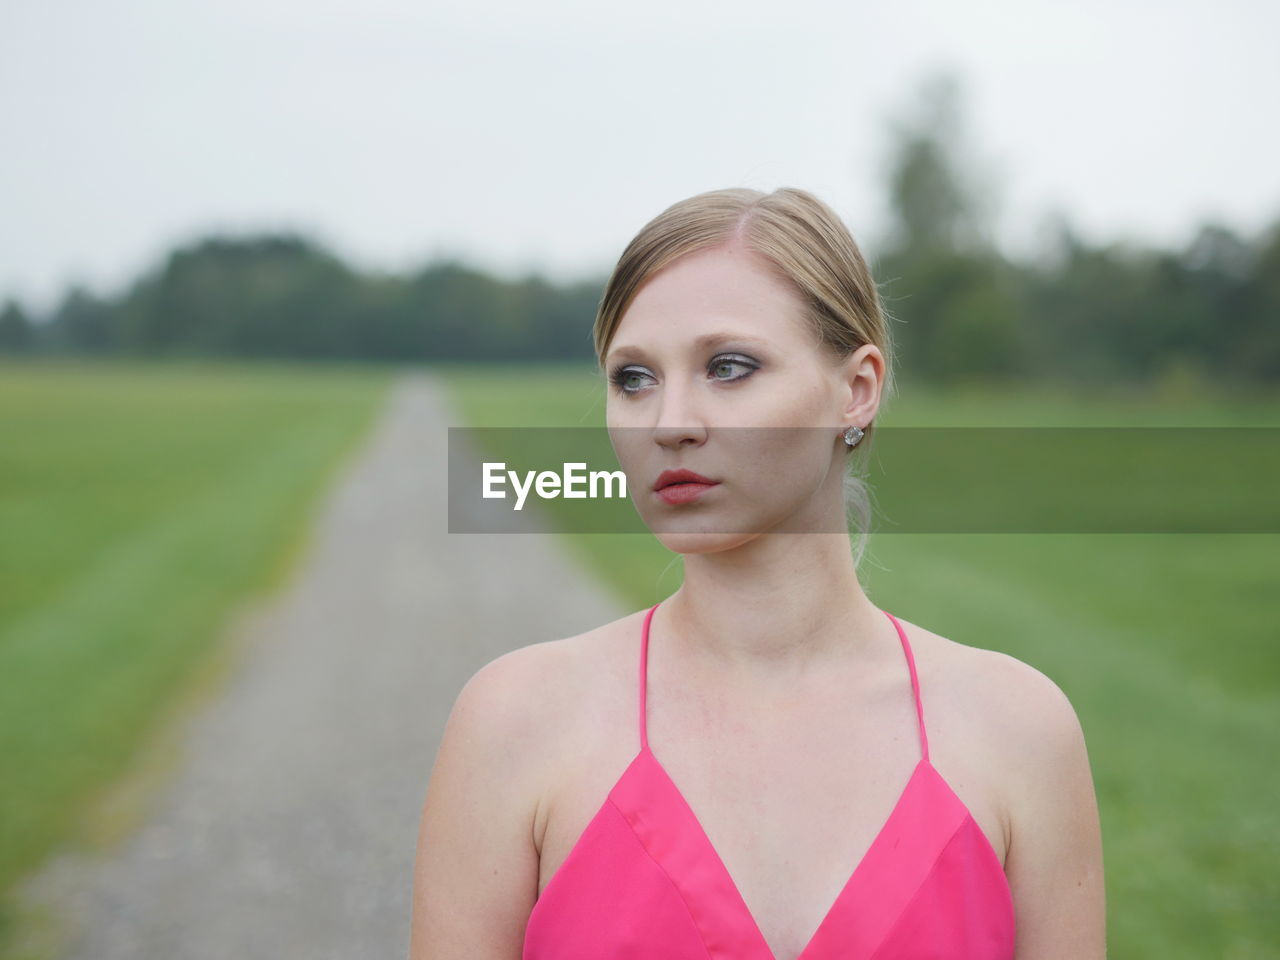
454, 607, 645, 744
903, 616, 1083, 740
907, 619, 1104, 942
483, 605, 644, 678
894, 616, 1092, 866
927, 620, 1079, 731
902, 616, 1090, 801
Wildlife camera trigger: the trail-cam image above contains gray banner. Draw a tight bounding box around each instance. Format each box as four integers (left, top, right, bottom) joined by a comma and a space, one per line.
447, 426, 1280, 534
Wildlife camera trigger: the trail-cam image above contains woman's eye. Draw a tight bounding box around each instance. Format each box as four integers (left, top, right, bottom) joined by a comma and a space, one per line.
710, 357, 757, 381
609, 367, 652, 394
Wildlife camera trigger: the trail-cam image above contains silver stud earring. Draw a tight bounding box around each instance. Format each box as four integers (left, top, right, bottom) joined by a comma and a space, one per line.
842, 425, 864, 448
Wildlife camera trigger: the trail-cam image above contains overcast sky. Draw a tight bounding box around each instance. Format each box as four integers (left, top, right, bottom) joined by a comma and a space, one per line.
2, 0, 1277, 315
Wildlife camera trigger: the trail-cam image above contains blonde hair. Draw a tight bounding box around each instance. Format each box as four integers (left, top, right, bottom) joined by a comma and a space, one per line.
593, 186, 896, 570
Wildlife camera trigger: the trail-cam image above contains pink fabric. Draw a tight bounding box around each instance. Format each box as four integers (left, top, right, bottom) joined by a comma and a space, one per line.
523, 602, 1016, 960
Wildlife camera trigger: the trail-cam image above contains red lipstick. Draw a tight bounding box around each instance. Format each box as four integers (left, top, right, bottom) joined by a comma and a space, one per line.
653, 469, 720, 505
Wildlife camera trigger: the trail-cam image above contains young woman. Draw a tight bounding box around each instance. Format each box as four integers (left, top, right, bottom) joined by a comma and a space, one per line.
410, 187, 1106, 960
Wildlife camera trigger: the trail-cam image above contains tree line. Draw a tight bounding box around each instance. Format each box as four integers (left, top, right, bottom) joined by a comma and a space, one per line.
3, 73, 1276, 386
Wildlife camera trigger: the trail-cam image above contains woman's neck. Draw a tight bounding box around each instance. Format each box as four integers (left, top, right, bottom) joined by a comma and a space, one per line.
661, 531, 884, 684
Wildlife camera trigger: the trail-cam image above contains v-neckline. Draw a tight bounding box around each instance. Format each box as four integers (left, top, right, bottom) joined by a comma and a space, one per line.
638, 742, 930, 960
633, 602, 935, 960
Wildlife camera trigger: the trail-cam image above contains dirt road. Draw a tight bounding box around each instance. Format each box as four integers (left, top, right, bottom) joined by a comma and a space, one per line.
17, 371, 625, 960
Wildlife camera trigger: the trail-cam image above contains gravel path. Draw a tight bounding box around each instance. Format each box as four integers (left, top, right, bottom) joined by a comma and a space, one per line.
16, 371, 625, 960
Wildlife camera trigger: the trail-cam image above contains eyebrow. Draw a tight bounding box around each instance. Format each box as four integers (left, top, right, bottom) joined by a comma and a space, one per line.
606, 331, 771, 363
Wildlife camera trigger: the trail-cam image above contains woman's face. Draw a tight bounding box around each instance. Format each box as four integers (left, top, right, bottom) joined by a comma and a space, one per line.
604, 241, 882, 554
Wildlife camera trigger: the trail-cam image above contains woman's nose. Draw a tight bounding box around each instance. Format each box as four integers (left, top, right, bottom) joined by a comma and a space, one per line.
652, 379, 707, 447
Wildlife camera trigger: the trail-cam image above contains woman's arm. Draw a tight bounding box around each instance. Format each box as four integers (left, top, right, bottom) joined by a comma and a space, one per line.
409, 649, 547, 959
1000, 658, 1108, 959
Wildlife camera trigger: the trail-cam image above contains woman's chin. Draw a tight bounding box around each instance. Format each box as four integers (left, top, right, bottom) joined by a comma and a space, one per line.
653, 529, 760, 555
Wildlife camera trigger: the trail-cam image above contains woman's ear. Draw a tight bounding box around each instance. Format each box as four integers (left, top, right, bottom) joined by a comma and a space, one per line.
839, 344, 885, 425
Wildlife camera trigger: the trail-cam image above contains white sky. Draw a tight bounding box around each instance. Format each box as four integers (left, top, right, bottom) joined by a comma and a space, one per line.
2, 0, 1278, 315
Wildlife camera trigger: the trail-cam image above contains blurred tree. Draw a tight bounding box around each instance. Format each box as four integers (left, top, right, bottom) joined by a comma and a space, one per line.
0, 299, 34, 353
116, 234, 365, 358
46, 285, 118, 355
875, 68, 1028, 384
1237, 218, 1280, 379
880, 70, 999, 258
411, 259, 512, 362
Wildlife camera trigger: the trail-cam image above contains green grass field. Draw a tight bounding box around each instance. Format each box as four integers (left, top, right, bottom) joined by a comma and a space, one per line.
1, 357, 1276, 959
0, 357, 395, 953
439, 362, 1280, 959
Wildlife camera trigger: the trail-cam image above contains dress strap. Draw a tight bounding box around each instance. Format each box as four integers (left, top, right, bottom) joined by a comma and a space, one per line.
639, 602, 660, 753
882, 608, 930, 763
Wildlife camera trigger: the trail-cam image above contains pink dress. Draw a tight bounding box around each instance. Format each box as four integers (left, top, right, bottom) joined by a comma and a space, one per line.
522, 601, 1016, 959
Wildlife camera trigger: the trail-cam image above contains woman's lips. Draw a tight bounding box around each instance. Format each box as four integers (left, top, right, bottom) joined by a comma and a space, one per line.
655, 481, 720, 505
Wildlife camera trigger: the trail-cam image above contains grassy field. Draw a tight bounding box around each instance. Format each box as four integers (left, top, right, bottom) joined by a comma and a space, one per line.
438, 362, 1280, 959
0, 357, 395, 951
1, 357, 1275, 959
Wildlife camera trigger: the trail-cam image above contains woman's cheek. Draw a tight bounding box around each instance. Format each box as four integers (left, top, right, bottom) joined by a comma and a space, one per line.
758, 370, 831, 427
